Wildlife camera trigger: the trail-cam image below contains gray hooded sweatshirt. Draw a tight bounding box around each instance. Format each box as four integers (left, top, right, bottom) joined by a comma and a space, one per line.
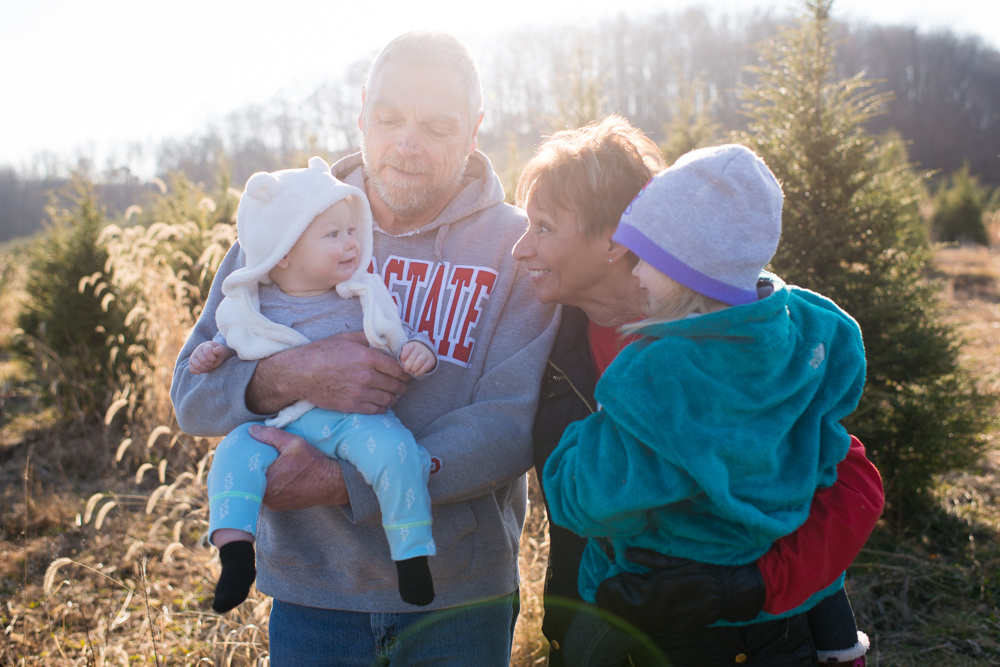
170, 151, 560, 611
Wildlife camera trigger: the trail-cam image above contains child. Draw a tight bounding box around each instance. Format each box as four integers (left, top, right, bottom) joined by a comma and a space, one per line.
189, 156, 438, 612
543, 145, 870, 665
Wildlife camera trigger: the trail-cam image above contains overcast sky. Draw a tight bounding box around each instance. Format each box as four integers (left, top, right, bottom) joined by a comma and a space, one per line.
2, 0, 997, 171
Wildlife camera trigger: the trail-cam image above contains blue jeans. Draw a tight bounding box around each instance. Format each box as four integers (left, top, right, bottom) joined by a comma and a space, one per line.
268, 591, 520, 666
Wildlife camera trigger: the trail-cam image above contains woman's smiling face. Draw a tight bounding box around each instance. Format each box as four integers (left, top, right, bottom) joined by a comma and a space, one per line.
513, 192, 614, 307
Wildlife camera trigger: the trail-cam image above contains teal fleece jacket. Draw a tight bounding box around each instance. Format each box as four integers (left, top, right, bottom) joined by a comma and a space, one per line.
543, 275, 865, 618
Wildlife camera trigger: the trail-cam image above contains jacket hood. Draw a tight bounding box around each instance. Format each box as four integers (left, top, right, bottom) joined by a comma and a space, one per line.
330, 150, 508, 236
594, 273, 866, 544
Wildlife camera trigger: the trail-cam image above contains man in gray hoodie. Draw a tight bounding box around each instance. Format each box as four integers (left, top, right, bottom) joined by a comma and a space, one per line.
170, 31, 560, 666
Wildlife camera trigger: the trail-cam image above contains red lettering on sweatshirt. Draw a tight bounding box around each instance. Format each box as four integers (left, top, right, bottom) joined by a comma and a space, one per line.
403, 262, 431, 323
417, 262, 448, 340
377, 255, 498, 367
383, 257, 407, 311
452, 270, 496, 364
438, 267, 475, 357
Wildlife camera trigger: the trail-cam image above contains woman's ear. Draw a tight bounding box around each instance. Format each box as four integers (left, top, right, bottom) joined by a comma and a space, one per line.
606, 237, 631, 264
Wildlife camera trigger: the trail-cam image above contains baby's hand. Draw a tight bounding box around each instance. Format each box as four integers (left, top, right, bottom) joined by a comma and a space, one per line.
400, 341, 436, 377
189, 341, 233, 375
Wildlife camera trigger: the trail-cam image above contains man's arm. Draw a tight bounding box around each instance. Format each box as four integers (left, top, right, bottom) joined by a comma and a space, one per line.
337, 266, 561, 523
245, 334, 410, 415
171, 242, 272, 436
170, 242, 410, 436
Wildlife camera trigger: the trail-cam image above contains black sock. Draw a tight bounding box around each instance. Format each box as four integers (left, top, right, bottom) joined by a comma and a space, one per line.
396, 556, 435, 606
213, 541, 256, 613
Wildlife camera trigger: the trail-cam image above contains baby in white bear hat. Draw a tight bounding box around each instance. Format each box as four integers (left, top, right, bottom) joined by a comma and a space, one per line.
187, 156, 437, 612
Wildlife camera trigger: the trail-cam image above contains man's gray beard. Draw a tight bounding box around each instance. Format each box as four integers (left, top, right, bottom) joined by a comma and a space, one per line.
362, 141, 469, 219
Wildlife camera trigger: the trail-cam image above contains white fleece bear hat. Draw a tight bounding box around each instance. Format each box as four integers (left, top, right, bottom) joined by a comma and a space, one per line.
216, 156, 406, 361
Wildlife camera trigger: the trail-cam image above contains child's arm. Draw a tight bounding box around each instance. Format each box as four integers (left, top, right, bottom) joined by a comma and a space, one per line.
400, 340, 437, 377
542, 409, 697, 539
189, 341, 234, 375
397, 324, 438, 378
593, 436, 884, 628
757, 435, 884, 614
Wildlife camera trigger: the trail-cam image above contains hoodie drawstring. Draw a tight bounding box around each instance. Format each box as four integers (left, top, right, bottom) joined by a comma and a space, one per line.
433, 224, 450, 264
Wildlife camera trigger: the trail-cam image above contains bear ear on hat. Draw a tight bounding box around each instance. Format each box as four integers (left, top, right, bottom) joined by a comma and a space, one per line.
308, 156, 331, 172
246, 172, 281, 203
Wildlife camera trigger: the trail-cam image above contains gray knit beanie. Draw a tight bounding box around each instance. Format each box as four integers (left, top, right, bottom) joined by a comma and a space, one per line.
612, 144, 783, 305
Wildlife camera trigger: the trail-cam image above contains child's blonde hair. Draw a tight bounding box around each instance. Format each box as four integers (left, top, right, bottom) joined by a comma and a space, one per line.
621, 273, 728, 335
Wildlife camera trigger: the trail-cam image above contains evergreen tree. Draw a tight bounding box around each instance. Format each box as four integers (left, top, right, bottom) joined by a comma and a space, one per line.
660, 72, 720, 166
932, 164, 988, 244
16, 178, 139, 419
552, 31, 606, 131
735, 0, 993, 514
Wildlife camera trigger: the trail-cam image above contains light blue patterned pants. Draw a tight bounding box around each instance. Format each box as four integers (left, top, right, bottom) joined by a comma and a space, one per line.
207, 407, 435, 561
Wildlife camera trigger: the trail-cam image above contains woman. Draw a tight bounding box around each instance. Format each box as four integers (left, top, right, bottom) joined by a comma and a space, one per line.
513, 116, 881, 666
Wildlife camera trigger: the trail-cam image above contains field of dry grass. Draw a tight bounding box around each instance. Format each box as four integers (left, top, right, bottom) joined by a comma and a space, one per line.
2, 238, 1000, 666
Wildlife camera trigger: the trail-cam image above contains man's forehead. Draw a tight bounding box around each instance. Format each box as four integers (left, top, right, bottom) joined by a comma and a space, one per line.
368, 61, 469, 119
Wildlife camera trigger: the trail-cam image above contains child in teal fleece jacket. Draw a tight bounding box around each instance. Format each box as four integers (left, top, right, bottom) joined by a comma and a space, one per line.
543, 145, 869, 666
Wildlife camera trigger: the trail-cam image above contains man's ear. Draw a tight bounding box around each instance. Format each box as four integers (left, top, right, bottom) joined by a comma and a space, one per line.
358, 87, 366, 132
468, 111, 484, 154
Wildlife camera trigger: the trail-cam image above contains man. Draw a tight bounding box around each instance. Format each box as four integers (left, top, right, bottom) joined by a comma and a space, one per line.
171, 31, 560, 666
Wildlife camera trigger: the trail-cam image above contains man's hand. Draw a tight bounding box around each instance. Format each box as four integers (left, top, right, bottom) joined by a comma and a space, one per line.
594, 548, 765, 634
246, 331, 411, 415
250, 425, 350, 511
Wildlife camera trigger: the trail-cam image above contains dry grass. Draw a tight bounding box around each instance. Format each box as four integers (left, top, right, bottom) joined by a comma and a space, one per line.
841, 243, 1000, 666
0, 434, 551, 666
0, 227, 553, 665
5, 229, 1000, 665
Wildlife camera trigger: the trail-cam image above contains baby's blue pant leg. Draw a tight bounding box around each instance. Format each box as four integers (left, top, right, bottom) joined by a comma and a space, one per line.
292, 409, 436, 561
206, 422, 279, 544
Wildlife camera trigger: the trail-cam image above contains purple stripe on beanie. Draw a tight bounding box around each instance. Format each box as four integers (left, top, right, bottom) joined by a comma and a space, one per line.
613, 224, 759, 305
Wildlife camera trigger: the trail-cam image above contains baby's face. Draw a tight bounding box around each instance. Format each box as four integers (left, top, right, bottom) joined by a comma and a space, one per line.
277, 200, 360, 293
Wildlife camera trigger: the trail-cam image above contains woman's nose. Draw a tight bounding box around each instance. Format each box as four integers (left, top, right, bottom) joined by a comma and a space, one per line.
512, 228, 534, 260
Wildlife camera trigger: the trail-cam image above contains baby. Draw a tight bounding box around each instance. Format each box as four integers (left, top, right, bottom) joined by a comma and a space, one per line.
189, 157, 437, 612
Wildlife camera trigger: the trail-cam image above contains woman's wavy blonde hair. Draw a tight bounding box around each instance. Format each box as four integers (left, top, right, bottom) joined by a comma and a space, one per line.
515, 115, 665, 242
